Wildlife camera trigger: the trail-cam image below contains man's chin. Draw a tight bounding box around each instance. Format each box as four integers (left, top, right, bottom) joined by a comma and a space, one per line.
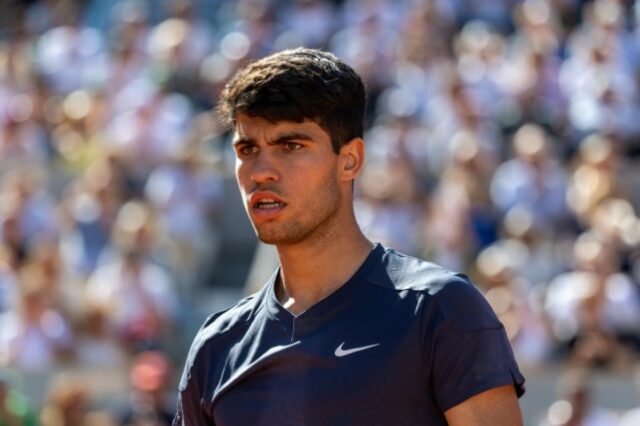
255, 228, 305, 246
256, 233, 296, 245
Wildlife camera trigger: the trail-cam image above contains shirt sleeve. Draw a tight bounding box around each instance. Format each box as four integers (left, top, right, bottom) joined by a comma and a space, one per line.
428, 274, 526, 412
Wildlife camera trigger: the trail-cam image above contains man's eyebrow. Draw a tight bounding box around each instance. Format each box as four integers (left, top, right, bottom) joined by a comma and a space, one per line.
232, 131, 316, 147
270, 131, 315, 144
232, 137, 254, 147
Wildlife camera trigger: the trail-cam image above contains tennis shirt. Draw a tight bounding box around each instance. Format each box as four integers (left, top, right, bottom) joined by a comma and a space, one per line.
174, 244, 525, 425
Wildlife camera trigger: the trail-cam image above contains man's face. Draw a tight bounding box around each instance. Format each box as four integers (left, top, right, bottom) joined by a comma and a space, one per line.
233, 113, 345, 245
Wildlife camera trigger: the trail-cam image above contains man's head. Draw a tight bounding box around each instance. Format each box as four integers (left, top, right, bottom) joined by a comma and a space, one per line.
218, 47, 366, 153
223, 49, 367, 246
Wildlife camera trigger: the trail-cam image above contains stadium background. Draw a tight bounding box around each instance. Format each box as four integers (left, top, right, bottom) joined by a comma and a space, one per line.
1, 0, 640, 424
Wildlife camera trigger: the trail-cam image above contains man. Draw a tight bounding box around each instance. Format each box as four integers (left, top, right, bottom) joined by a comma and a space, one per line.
174, 48, 525, 425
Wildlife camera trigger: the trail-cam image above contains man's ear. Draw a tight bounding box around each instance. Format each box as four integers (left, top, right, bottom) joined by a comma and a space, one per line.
338, 137, 365, 182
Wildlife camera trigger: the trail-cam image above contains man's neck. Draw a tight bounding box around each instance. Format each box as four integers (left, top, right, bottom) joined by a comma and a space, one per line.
274, 226, 374, 316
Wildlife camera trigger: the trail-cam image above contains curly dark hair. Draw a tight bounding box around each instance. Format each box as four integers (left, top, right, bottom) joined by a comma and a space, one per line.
217, 48, 366, 153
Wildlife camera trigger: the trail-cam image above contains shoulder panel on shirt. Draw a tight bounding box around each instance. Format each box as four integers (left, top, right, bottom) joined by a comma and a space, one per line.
431, 276, 503, 331
366, 247, 502, 331
200, 293, 260, 337
366, 247, 465, 293
178, 291, 262, 392
367, 248, 456, 295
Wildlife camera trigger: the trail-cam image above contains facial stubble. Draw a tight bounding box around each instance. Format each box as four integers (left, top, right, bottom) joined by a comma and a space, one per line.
250, 168, 343, 246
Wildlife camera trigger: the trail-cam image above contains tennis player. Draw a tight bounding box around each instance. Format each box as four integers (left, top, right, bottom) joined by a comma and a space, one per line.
174, 47, 525, 425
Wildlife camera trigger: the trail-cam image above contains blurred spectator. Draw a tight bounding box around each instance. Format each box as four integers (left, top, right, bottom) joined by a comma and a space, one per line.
40, 375, 116, 426
502, 0, 566, 132
545, 231, 640, 367
356, 155, 423, 256
151, 0, 214, 74
424, 64, 503, 178
104, 85, 194, 185
35, 2, 106, 94
0, 267, 73, 374
491, 123, 569, 232
567, 134, 640, 223
0, 100, 50, 175
48, 88, 110, 182
58, 155, 127, 278
22, 239, 83, 322
561, 0, 640, 142
500, 205, 565, 288
330, 2, 398, 98
86, 200, 178, 352
116, 351, 175, 426
424, 128, 500, 270
476, 240, 552, 367
105, 0, 151, 94
144, 141, 224, 294
74, 299, 128, 370
0, 169, 58, 258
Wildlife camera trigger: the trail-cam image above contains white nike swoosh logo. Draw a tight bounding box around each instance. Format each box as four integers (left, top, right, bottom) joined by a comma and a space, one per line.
334, 342, 380, 357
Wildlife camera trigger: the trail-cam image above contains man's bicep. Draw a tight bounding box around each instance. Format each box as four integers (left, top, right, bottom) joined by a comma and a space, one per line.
444, 384, 523, 426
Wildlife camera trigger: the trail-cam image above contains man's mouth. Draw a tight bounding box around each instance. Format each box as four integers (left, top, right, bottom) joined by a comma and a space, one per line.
255, 199, 285, 210
249, 192, 287, 216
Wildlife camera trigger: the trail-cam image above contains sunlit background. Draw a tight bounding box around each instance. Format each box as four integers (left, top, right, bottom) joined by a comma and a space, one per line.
1, 0, 640, 424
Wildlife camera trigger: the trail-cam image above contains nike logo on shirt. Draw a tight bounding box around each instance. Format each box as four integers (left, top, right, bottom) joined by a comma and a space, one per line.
334, 342, 380, 357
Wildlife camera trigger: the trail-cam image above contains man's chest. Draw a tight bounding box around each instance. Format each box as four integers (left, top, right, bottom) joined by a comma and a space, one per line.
207, 306, 443, 425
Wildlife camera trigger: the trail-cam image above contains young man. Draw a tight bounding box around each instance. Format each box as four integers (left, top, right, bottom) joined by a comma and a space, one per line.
174, 48, 525, 425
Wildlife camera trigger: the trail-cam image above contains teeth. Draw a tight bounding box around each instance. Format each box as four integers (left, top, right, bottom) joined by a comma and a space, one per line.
257, 200, 281, 209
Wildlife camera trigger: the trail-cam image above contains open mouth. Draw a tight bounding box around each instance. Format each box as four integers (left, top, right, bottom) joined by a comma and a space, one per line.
249, 192, 287, 216
254, 199, 285, 210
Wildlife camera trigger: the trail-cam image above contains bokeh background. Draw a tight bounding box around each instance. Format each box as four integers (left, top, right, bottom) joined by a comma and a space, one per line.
1, 0, 640, 424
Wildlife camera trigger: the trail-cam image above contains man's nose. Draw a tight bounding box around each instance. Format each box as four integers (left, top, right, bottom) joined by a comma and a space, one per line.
250, 152, 279, 184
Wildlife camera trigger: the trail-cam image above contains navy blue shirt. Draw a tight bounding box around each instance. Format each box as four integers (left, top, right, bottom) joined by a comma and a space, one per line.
174, 244, 525, 425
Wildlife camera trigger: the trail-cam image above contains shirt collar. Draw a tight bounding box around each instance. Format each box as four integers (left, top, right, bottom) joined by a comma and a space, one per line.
263, 243, 385, 339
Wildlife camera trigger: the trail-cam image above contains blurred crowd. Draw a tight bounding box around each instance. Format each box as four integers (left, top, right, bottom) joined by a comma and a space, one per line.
1, 0, 640, 424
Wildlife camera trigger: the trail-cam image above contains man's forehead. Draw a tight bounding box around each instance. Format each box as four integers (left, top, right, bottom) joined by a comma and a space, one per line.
233, 114, 325, 139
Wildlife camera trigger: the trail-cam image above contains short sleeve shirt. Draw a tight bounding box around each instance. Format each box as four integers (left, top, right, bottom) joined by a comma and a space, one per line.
174, 244, 525, 425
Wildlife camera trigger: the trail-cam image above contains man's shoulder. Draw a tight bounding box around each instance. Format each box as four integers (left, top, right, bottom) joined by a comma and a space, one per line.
179, 291, 265, 391
367, 247, 468, 295
185, 290, 265, 364
195, 292, 263, 343
368, 246, 501, 331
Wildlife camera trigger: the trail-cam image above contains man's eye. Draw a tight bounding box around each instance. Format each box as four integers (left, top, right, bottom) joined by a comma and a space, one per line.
239, 145, 258, 156
283, 142, 302, 152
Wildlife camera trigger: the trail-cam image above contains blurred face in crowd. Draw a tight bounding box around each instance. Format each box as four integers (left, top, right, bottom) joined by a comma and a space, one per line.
21, 289, 47, 322
233, 113, 357, 246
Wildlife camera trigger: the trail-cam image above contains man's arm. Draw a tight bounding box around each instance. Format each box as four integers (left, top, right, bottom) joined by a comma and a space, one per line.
426, 275, 526, 420
444, 384, 523, 426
